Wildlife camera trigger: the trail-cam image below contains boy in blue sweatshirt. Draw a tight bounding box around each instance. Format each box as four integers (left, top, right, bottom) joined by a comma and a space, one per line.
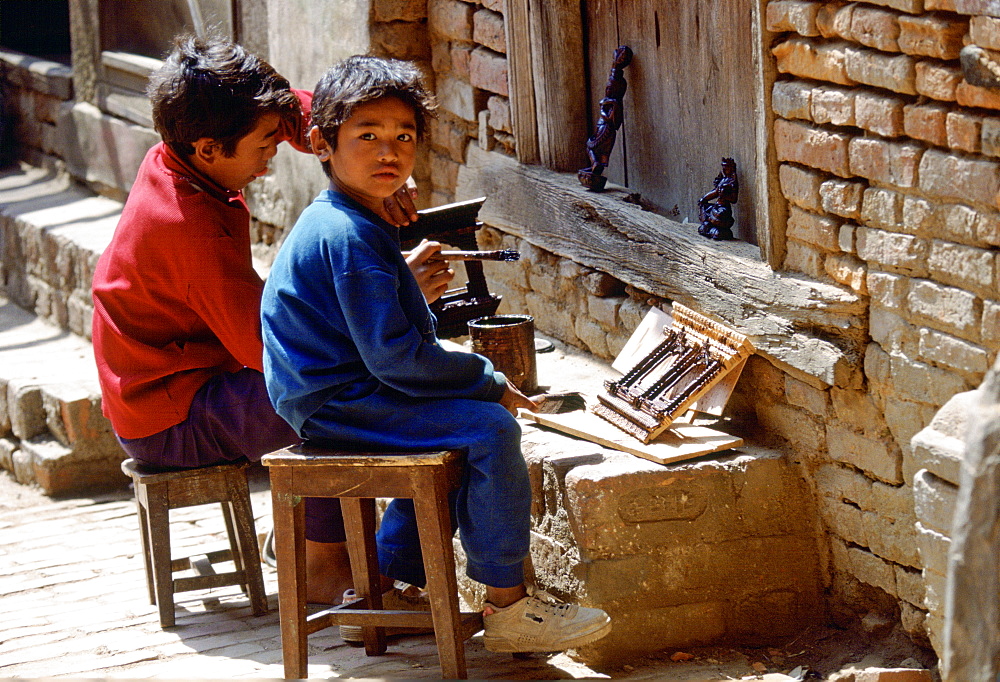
260, 55, 610, 652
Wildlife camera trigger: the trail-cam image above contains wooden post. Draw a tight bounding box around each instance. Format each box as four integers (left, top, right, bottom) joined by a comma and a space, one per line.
503, 0, 539, 165
67, 0, 100, 104
751, 0, 785, 269
504, 0, 588, 171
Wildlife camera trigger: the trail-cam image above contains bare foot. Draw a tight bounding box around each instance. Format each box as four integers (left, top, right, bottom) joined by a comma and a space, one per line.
305, 539, 353, 605
303, 539, 397, 604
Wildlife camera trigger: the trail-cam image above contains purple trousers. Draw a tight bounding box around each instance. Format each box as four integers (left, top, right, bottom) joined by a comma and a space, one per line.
116, 368, 346, 542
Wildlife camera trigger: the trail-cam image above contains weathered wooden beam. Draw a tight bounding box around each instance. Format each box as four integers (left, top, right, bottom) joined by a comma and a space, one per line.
457, 146, 866, 388
68, 0, 100, 104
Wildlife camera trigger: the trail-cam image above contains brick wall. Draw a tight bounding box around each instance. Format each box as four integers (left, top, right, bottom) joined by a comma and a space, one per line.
766, 0, 1000, 653
416, 0, 1000, 655
423, 0, 512, 205
0, 50, 73, 176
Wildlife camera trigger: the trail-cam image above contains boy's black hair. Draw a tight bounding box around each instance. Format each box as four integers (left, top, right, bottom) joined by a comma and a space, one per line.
311, 55, 436, 163
148, 34, 300, 158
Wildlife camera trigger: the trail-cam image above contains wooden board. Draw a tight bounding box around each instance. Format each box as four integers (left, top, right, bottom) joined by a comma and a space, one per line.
611, 305, 672, 374
506, 0, 588, 171
688, 357, 747, 416
501, 0, 539, 165
521, 408, 742, 466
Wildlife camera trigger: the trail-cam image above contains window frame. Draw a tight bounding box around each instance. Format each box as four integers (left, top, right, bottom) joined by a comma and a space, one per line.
70, 0, 237, 128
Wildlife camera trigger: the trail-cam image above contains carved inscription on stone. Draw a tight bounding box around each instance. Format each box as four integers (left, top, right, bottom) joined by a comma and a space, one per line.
617, 485, 707, 523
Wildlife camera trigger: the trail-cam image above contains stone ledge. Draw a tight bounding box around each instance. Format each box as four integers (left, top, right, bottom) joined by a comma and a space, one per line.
0, 48, 73, 100
0, 164, 120, 337
457, 410, 824, 663
56, 102, 160, 197
909, 389, 973, 487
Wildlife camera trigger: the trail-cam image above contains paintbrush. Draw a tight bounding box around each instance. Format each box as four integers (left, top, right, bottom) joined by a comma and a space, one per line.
403, 249, 521, 262
534, 391, 587, 414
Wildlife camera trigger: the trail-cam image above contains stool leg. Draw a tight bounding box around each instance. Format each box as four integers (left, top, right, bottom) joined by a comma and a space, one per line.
220, 499, 244, 590
341, 497, 386, 656
132, 484, 156, 605
413, 473, 467, 680
270, 474, 309, 679
227, 476, 268, 616
145, 484, 176, 628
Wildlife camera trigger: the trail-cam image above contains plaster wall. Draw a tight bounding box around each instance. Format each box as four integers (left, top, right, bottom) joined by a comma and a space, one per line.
248, 0, 376, 263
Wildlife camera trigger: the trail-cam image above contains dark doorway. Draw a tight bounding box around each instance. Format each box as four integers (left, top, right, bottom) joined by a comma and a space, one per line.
0, 0, 71, 64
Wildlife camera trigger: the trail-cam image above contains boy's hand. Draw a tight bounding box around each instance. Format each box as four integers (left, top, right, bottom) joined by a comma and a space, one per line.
406, 240, 454, 304
382, 178, 419, 226
499, 379, 544, 416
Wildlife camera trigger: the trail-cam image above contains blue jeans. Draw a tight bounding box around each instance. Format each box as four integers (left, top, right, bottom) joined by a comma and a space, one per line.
301, 391, 531, 589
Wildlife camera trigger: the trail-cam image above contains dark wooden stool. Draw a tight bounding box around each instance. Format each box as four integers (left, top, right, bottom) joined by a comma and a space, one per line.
120, 458, 269, 628
262, 444, 483, 680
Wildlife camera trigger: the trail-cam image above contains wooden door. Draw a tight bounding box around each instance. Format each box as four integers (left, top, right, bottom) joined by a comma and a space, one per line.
584, 0, 761, 244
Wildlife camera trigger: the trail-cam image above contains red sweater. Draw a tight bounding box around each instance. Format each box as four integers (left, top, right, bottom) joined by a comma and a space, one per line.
92, 91, 312, 439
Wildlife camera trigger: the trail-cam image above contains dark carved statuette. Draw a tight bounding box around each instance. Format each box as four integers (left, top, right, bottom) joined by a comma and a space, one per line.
697, 157, 739, 241
578, 45, 633, 192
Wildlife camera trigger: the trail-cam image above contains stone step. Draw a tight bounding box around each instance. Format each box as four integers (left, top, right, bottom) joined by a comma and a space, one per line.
0, 163, 278, 496
0, 164, 126, 494
0, 163, 120, 340
0, 295, 121, 495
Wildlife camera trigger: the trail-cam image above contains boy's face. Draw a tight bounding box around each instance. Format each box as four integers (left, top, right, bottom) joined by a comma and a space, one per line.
321, 96, 417, 214
194, 112, 282, 192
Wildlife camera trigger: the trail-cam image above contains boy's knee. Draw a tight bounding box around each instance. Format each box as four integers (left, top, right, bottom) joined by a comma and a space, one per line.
480, 403, 521, 445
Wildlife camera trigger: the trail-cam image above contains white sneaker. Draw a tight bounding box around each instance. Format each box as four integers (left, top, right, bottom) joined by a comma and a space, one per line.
339, 581, 433, 645
482, 588, 612, 653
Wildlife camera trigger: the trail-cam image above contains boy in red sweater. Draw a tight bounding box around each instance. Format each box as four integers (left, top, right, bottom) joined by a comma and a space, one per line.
91, 34, 444, 605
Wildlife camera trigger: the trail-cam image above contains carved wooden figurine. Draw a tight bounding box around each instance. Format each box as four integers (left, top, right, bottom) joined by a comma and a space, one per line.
697, 157, 739, 241
578, 45, 633, 191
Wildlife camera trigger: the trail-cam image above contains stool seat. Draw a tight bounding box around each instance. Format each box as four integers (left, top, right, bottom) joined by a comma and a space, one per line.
120, 459, 268, 627
263, 444, 482, 679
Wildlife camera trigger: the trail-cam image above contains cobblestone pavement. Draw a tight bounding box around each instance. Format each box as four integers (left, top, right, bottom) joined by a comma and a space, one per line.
5, 451, 838, 682
0, 474, 804, 681
0, 334, 921, 681
0, 471, 600, 680
0, 467, 798, 681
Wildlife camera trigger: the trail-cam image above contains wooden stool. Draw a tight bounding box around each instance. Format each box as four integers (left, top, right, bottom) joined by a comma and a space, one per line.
262, 444, 484, 680
120, 458, 269, 628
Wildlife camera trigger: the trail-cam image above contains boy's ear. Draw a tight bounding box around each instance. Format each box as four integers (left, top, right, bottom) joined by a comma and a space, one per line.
309, 126, 332, 162
192, 137, 221, 163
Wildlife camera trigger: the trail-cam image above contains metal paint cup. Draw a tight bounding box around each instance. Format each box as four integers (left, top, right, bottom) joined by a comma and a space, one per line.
468, 314, 538, 394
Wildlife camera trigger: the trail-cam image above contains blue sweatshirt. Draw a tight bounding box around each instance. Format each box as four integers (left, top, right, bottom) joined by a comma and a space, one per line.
261, 190, 507, 434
